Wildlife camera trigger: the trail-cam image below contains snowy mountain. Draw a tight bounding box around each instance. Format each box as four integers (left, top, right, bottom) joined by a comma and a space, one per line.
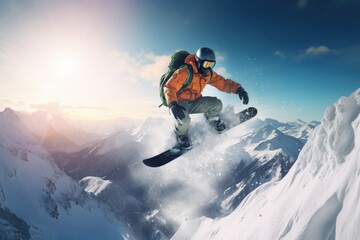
0, 108, 135, 240
55, 117, 178, 239
79, 176, 166, 240
59, 110, 309, 239
173, 89, 360, 240
264, 118, 319, 143
19, 111, 102, 152
204, 124, 304, 218
53, 130, 143, 179
53, 117, 175, 180
1, 103, 322, 240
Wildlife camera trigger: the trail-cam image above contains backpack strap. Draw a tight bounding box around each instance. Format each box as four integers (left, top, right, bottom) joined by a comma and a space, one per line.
207, 69, 213, 83
158, 65, 193, 108
180, 64, 193, 91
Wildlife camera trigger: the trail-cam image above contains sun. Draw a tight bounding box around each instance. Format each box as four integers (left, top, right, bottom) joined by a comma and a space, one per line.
40, 50, 84, 102
52, 52, 80, 79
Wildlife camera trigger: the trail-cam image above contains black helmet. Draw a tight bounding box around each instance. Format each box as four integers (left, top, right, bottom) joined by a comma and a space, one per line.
195, 47, 216, 74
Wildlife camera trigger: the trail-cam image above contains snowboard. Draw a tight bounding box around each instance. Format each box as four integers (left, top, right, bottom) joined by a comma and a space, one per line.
143, 107, 257, 167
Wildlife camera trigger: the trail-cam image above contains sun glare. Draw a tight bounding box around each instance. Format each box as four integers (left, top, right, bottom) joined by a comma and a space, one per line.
53, 53, 80, 79
2, 2, 156, 121
41, 50, 84, 101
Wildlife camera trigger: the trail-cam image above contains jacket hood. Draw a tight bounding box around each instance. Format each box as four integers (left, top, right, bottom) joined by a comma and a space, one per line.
185, 54, 199, 73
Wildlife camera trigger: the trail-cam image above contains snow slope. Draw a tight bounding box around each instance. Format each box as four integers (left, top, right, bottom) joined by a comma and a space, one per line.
173, 88, 360, 240
0, 108, 135, 240
205, 124, 304, 218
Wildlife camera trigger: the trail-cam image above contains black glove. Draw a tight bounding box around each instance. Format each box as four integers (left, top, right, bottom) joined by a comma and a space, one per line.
237, 87, 249, 105
169, 102, 186, 120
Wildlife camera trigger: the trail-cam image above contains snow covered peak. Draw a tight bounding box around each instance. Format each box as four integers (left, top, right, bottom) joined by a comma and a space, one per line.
173, 88, 360, 240
1, 108, 20, 121
16, 110, 102, 149
239, 124, 302, 158
305, 88, 360, 167
0, 108, 41, 151
243, 124, 280, 143
264, 117, 319, 143
295, 118, 306, 124
263, 118, 284, 128
95, 131, 135, 155
0, 111, 135, 239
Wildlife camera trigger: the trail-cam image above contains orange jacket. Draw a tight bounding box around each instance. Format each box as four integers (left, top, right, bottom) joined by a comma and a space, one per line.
164, 54, 241, 104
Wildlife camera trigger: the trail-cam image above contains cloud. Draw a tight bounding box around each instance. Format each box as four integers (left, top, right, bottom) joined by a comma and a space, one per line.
138, 55, 170, 86
209, 51, 232, 78
274, 45, 335, 61
0, 99, 27, 112
304, 45, 331, 56
216, 67, 232, 79
112, 50, 170, 87
113, 50, 232, 84
215, 51, 227, 62
294, 45, 333, 60
274, 50, 286, 59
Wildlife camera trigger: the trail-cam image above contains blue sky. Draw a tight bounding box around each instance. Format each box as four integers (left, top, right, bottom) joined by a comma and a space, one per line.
0, 0, 359, 121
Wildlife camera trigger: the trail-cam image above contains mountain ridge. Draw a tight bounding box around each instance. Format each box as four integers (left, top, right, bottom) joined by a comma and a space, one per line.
0, 107, 136, 239
0, 106, 321, 240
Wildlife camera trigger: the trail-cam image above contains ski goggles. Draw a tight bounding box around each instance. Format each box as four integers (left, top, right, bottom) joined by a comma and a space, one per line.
202, 60, 216, 69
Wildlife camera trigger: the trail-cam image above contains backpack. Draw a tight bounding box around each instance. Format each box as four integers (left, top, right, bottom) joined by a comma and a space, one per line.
159, 51, 193, 107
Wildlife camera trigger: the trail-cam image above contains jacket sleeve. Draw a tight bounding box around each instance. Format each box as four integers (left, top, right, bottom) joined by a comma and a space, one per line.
208, 71, 241, 94
164, 67, 189, 104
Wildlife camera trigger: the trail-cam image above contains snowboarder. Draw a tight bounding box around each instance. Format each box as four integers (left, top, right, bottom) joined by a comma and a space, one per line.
164, 47, 249, 149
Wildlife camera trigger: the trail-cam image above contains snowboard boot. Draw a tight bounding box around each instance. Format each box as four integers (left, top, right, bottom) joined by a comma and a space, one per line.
208, 118, 226, 133
176, 135, 192, 150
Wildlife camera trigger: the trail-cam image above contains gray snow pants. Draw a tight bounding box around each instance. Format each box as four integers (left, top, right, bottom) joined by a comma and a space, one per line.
173, 96, 223, 136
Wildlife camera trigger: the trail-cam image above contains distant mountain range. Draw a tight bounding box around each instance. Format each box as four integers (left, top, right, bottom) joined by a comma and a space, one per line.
0, 108, 135, 240
52, 110, 318, 239
0, 106, 321, 240
264, 118, 320, 143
